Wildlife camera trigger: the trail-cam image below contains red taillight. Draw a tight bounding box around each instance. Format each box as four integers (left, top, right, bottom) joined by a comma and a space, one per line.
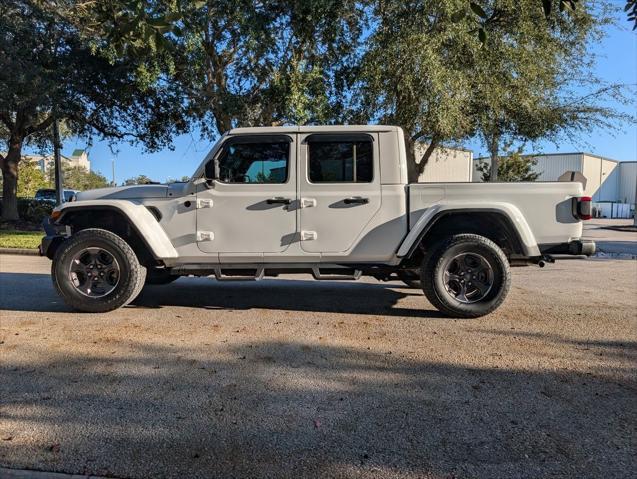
576, 196, 592, 220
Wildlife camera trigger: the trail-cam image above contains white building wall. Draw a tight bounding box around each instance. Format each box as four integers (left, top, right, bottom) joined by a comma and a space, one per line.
596, 157, 620, 202
581, 154, 601, 198
472, 153, 583, 183
416, 144, 473, 182
532, 154, 582, 182
618, 162, 636, 205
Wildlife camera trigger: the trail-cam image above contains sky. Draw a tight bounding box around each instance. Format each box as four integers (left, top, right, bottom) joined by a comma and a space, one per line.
57, 11, 636, 185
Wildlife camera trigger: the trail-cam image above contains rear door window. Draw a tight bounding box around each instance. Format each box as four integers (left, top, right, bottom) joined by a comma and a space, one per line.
308, 136, 373, 183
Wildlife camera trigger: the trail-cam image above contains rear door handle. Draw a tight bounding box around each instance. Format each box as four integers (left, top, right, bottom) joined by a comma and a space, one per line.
343, 197, 369, 205
266, 197, 292, 205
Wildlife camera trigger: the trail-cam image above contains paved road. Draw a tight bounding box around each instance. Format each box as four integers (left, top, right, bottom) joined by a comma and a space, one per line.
583, 219, 637, 256
1, 254, 636, 479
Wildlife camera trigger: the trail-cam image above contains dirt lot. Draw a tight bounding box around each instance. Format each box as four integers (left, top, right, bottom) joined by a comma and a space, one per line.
0, 254, 636, 479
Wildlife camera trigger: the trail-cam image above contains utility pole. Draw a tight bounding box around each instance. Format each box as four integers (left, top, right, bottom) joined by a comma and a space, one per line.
52, 113, 64, 206
112, 159, 116, 186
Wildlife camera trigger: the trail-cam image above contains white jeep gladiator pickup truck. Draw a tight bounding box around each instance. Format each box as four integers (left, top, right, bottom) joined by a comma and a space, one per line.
40, 125, 595, 317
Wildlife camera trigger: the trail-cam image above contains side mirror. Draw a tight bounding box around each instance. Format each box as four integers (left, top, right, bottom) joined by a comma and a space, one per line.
204, 160, 216, 181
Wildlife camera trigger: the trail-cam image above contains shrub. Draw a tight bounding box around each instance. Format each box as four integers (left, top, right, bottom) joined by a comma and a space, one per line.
0, 198, 54, 224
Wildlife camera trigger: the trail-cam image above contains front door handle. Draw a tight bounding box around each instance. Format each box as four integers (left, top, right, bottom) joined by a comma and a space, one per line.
266, 197, 292, 205
343, 196, 369, 205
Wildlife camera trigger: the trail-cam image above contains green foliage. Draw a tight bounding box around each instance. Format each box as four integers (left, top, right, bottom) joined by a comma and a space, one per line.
122, 175, 155, 185
63, 167, 110, 191
463, 0, 632, 180
45, 164, 110, 191
477, 151, 541, 182
0, 229, 43, 249
175, 0, 362, 135
0, 0, 188, 219
0, 161, 48, 197
0, 198, 53, 224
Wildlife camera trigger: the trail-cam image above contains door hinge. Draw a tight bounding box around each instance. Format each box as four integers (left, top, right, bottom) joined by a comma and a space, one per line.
300, 197, 317, 208
196, 231, 214, 241
300, 230, 317, 241
197, 198, 213, 208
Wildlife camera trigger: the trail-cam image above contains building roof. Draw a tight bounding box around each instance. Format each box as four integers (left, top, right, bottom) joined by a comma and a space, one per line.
474, 152, 631, 164
71, 149, 86, 157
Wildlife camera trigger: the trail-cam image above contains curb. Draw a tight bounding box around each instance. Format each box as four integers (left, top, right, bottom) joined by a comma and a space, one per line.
0, 248, 40, 256
0, 467, 114, 479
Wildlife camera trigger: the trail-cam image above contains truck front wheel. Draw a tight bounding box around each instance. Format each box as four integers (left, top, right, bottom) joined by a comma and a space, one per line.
52, 228, 146, 313
421, 234, 510, 318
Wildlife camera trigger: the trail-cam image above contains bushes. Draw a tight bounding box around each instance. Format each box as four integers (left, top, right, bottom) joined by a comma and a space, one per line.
0, 198, 54, 224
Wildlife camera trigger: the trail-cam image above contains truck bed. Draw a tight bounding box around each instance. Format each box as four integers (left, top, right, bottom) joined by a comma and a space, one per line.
408, 181, 585, 248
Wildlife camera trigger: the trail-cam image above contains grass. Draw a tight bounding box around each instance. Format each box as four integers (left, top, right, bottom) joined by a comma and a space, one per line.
0, 229, 43, 249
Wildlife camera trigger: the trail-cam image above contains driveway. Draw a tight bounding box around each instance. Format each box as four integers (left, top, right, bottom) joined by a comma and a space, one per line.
583, 218, 637, 256
0, 254, 636, 479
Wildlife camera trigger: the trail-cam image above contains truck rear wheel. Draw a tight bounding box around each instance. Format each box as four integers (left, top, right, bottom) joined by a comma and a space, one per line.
421, 234, 510, 318
52, 228, 146, 313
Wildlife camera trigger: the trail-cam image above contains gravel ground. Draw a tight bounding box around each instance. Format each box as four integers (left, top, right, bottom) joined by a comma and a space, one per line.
0, 254, 636, 479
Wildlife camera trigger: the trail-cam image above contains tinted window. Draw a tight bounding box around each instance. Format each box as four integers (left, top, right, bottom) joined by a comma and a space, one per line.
309, 139, 373, 183
218, 141, 289, 184
35, 189, 56, 200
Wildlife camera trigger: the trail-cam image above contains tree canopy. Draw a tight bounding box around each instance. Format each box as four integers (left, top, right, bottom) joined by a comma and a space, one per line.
1, 0, 633, 221
476, 150, 542, 182
0, 0, 187, 220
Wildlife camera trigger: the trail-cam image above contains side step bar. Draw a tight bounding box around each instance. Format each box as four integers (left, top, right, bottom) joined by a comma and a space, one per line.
213, 267, 265, 281
311, 266, 362, 281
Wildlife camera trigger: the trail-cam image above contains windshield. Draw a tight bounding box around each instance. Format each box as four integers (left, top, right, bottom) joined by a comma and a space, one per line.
35, 189, 76, 201
35, 189, 56, 200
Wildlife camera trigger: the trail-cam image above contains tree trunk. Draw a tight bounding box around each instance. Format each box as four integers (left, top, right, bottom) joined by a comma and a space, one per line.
405, 135, 418, 183
1, 136, 23, 221
488, 133, 500, 182
405, 134, 440, 183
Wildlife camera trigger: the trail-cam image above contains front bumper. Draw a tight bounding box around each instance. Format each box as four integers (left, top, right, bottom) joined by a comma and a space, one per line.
39, 217, 69, 259
539, 240, 596, 256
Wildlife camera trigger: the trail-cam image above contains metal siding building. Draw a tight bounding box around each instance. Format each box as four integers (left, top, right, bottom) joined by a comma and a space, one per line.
472, 153, 636, 217
416, 144, 473, 182
617, 162, 636, 204
533, 154, 582, 182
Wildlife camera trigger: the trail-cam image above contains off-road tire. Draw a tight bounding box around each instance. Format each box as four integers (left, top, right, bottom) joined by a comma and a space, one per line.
421, 234, 510, 318
52, 228, 146, 313
145, 268, 179, 285
397, 269, 422, 289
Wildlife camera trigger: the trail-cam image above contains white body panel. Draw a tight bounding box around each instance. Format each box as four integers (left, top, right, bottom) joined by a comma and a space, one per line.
297, 132, 382, 254
57, 200, 179, 259
54, 125, 588, 267
404, 182, 584, 255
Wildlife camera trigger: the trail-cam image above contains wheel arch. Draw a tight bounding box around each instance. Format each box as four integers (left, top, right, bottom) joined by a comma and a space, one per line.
398, 207, 539, 263
55, 203, 177, 264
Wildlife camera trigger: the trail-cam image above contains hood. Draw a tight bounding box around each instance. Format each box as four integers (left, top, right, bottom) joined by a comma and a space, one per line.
75, 184, 171, 201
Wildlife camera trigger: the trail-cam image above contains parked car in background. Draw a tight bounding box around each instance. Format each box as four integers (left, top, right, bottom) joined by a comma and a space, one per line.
35, 189, 79, 203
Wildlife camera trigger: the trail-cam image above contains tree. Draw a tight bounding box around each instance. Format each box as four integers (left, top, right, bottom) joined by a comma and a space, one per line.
43, 163, 109, 190
0, 160, 48, 197
351, 0, 633, 182
18, 161, 49, 197
353, 1, 477, 181
122, 175, 155, 185
476, 150, 541, 182
0, 0, 187, 220
462, 1, 633, 181
174, 0, 361, 136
